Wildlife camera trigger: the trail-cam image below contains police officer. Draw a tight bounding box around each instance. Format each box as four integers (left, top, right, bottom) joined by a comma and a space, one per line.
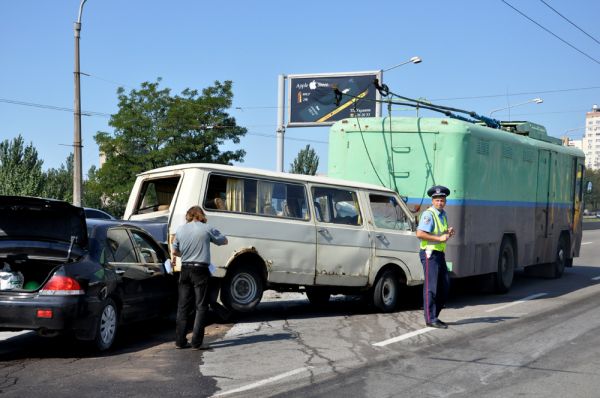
416, 185, 455, 329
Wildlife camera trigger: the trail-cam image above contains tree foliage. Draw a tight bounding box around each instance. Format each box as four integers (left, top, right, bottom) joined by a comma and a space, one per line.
0, 135, 45, 196
93, 78, 247, 215
42, 153, 73, 203
289, 144, 319, 176
584, 169, 600, 211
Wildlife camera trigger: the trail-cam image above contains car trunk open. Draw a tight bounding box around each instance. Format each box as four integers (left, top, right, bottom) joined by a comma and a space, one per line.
0, 196, 88, 292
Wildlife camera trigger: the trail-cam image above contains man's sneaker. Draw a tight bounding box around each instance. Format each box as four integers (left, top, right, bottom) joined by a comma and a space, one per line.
176, 342, 191, 349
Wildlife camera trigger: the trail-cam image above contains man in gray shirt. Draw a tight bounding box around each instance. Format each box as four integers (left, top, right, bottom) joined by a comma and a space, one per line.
172, 206, 227, 349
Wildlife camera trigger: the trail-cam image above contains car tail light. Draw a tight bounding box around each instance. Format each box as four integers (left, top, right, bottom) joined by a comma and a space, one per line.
39, 275, 84, 296
36, 309, 53, 318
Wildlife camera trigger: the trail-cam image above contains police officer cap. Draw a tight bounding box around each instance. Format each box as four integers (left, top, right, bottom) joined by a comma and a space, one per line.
427, 185, 450, 198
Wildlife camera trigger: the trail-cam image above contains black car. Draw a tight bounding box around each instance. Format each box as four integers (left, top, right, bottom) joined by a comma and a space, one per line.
0, 196, 176, 351
84, 207, 117, 220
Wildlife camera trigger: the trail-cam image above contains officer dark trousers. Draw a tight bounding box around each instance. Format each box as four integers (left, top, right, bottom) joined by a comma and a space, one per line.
419, 250, 450, 323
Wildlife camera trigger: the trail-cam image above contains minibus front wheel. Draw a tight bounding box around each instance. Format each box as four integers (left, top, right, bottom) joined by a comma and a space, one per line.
372, 269, 400, 313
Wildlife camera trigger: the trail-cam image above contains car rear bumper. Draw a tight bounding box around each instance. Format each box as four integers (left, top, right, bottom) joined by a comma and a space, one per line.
0, 294, 92, 334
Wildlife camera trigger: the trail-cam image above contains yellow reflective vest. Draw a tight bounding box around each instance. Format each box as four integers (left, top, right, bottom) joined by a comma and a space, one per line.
419, 206, 448, 252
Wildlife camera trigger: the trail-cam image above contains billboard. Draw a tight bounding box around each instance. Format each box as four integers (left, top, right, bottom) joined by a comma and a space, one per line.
287, 71, 382, 127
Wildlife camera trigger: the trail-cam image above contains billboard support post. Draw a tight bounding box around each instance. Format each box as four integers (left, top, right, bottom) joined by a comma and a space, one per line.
276, 74, 286, 172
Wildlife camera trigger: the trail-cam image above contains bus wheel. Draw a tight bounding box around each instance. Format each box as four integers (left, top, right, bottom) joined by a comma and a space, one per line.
373, 269, 400, 313
305, 287, 331, 306
222, 267, 264, 313
494, 238, 515, 294
551, 235, 568, 279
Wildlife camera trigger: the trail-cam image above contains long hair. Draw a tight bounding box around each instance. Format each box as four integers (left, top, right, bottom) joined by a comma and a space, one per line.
185, 206, 207, 223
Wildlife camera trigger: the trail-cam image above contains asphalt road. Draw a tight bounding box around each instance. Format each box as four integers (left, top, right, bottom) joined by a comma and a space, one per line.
2, 230, 600, 397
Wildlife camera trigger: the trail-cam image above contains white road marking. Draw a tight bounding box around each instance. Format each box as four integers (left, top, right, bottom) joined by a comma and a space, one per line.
485, 293, 547, 313
591, 276, 600, 281
210, 366, 312, 397
581, 241, 593, 245
372, 327, 435, 347
0, 331, 32, 341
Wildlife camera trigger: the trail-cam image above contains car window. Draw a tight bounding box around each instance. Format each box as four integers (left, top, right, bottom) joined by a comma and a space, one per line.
106, 228, 137, 263
369, 194, 412, 231
131, 230, 164, 265
312, 187, 362, 226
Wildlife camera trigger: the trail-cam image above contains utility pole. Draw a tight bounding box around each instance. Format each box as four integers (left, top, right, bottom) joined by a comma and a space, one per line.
73, 0, 87, 206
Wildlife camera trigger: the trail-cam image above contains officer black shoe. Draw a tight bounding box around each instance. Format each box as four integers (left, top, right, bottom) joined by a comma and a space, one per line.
426, 320, 448, 329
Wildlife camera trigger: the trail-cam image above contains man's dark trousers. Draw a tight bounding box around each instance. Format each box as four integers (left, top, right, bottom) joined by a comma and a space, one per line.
419, 250, 450, 323
176, 265, 210, 347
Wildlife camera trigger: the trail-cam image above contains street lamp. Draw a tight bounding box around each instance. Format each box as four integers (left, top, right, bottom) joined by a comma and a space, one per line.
489, 97, 543, 119
73, 0, 87, 207
382, 56, 422, 72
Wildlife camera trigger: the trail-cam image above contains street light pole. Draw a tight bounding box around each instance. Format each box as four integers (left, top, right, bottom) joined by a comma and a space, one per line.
489, 97, 543, 119
382, 56, 422, 73
73, 0, 87, 207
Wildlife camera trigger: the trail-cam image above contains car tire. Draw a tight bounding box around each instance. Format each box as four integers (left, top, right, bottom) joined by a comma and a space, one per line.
372, 269, 400, 313
94, 298, 118, 351
222, 267, 263, 313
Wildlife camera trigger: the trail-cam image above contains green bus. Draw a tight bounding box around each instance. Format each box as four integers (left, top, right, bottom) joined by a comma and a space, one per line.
328, 116, 585, 292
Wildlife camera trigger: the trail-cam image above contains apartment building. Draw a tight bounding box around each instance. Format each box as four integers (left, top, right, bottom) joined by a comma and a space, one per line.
583, 105, 600, 170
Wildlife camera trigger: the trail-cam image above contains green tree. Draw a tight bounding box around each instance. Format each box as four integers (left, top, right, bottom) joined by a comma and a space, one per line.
584, 169, 600, 211
0, 135, 44, 196
289, 144, 319, 175
42, 153, 73, 202
94, 78, 247, 215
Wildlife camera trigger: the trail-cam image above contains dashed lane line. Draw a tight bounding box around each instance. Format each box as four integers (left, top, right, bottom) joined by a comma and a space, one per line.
372, 327, 435, 347
210, 366, 312, 397
485, 293, 548, 313
373, 292, 549, 347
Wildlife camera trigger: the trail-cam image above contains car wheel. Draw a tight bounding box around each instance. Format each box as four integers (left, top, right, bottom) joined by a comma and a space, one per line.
222, 267, 263, 313
94, 298, 118, 351
305, 287, 331, 306
494, 238, 515, 293
373, 269, 400, 313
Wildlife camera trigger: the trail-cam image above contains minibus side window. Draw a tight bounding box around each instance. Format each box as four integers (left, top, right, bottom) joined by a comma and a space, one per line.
204, 174, 309, 220
369, 194, 411, 231
312, 187, 361, 226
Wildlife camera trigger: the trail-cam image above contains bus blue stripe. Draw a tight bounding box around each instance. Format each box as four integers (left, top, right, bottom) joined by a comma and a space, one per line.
406, 198, 573, 208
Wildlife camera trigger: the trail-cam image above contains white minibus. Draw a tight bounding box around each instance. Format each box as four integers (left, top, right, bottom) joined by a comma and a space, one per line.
124, 164, 422, 312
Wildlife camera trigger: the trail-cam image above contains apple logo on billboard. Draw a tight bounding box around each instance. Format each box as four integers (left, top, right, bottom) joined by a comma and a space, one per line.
309, 80, 317, 90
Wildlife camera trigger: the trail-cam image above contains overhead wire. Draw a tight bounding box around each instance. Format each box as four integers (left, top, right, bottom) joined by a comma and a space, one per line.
539, 0, 600, 47
500, 0, 600, 65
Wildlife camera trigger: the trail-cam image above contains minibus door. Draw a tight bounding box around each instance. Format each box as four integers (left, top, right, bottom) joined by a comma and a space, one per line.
312, 186, 370, 287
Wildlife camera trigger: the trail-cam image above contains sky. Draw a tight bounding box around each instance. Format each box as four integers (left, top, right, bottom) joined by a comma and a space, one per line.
1, 0, 599, 177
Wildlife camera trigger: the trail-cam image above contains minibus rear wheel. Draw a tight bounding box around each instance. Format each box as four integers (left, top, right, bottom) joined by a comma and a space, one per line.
222, 267, 264, 313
